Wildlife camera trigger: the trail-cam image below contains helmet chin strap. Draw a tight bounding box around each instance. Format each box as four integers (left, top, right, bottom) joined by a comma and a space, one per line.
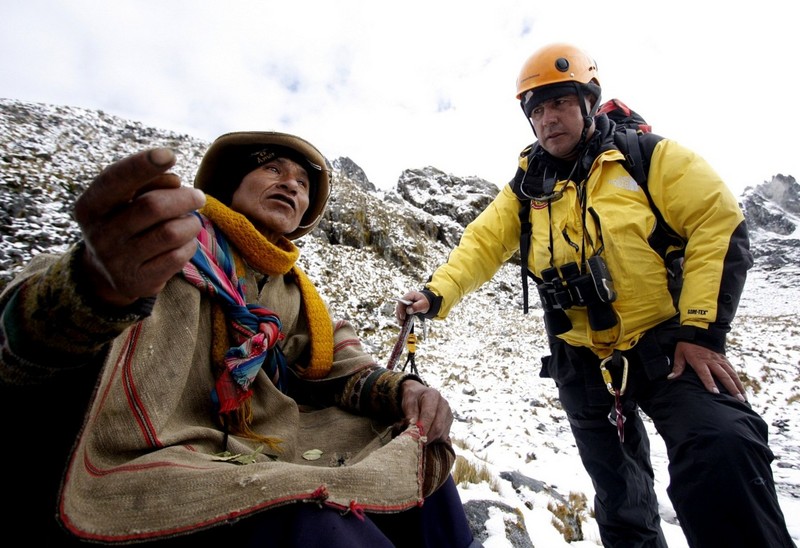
521, 101, 539, 138
574, 83, 601, 154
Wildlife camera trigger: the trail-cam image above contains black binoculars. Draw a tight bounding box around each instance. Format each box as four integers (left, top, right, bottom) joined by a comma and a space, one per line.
536, 256, 618, 335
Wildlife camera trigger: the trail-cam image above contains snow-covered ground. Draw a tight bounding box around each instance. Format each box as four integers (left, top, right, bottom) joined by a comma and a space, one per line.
292, 212, 800, 547
423, 263, 800, 547
305, 242, 800, 547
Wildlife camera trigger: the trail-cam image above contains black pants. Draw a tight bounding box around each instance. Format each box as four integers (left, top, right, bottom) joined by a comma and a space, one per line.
543, 332, 795, 548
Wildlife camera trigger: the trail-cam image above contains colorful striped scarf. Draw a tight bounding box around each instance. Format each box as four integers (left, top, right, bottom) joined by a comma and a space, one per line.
181, 196, 334, 418
182, 213, 287, 414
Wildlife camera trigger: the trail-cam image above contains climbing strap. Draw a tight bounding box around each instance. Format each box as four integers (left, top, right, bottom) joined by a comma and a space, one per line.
599, 350, 628, 443
387, 314, 415, 370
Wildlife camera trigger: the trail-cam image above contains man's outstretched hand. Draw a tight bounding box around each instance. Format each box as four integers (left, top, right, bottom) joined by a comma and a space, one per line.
74, 148, 206, 307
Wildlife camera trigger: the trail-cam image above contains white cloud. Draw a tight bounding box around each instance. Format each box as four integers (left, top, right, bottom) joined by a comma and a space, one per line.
1, 0, 798, 194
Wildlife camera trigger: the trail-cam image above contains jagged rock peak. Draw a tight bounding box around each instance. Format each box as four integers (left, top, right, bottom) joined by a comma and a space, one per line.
331, 157, 375, 193
397, 166, 499, 227
755, 174, 799, 215
741, 175, 800, 236
739, 174, 800, 270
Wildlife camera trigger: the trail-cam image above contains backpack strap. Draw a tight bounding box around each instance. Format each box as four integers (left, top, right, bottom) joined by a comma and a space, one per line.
518, 196, 547, 314
617, 127, 647, 188
614, 130, 686, 306
519, 198, 533, 313
613, 130, 684, 261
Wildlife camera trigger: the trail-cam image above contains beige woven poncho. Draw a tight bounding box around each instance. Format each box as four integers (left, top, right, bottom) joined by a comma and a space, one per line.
52, 200, 450, 542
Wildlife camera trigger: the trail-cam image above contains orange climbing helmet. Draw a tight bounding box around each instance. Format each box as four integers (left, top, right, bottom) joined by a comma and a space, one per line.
516, 43, 601, 116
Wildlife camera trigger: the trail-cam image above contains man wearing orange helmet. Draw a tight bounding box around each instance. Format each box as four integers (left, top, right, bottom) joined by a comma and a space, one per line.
397, 43, 795, 547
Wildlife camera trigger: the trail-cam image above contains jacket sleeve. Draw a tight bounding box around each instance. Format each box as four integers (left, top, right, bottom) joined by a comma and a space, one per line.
0, 242, 151, 385
647, 139, 753, 353
326, 318, 423, 419
337, 364, 423, 421
286, 316, 422, 420
425, 184, 522, 319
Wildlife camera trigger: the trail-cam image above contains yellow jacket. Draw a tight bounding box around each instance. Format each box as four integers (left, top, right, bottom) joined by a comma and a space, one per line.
426, 137, 752, 358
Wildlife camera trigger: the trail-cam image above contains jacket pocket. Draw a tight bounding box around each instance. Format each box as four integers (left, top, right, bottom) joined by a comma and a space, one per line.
632, 319, 678, 380
539, 339, 580, 386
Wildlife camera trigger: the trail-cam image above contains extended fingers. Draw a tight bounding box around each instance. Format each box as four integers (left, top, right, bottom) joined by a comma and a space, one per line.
672, 343, 747, 402
81, 185, 204, 280
75, 148, 180, 223
107, 185, 206, 238
74, 149, 206, 306
711, 358, 747, 402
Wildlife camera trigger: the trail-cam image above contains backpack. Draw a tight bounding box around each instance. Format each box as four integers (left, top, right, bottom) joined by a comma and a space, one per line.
517, 98, 686, 313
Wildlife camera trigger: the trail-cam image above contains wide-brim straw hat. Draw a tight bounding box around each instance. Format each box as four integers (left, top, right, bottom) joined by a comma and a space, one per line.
194, 131, 331, 240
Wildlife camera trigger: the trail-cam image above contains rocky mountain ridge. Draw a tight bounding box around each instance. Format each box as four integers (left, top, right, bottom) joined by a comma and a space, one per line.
2, 97, 799, 292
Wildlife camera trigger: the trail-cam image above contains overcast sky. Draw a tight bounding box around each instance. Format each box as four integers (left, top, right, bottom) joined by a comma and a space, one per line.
1, 1, 797, 197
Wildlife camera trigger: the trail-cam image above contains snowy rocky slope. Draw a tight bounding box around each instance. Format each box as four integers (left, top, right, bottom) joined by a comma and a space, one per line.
2, 98, 798, 546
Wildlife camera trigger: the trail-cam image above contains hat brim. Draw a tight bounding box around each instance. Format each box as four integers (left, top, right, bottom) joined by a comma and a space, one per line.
194, 131, 331, 240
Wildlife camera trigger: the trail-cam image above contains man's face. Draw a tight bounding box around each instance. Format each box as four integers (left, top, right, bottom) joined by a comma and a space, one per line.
528, 94, 592, 160
230, 157, 311, 240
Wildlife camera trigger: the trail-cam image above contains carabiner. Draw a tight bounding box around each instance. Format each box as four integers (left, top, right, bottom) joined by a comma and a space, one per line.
599, 354, 628, 396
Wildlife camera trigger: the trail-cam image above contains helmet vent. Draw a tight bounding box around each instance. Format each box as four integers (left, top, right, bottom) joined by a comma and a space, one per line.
555, 57, 570, 72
